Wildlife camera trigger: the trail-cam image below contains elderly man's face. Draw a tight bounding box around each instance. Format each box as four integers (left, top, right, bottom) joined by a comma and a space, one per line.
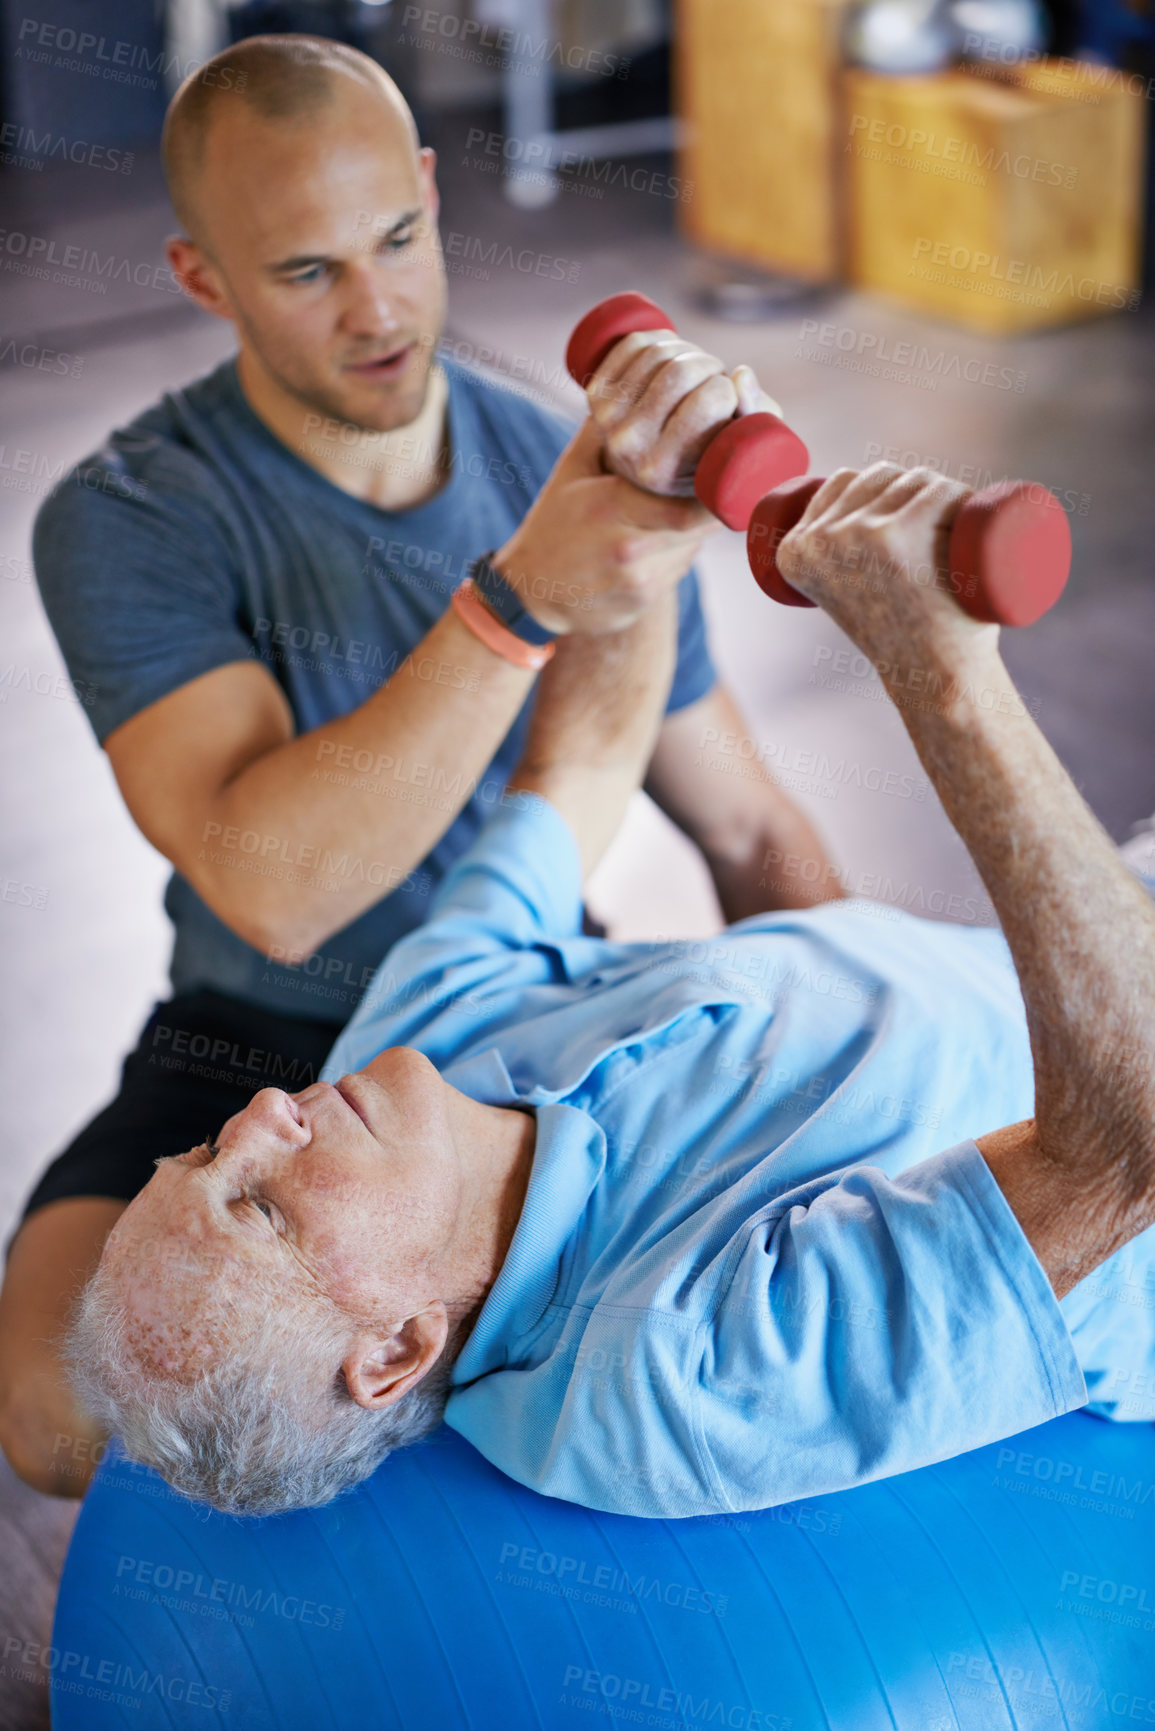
99, 1048, 467, 1396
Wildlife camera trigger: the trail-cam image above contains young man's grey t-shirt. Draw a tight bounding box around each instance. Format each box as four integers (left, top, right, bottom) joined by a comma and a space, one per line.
34, 355, 716, 1022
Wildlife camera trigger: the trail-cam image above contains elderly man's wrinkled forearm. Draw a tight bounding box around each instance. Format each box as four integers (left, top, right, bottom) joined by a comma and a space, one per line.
508, 594, 678, 877
893, 648, 1155, 1294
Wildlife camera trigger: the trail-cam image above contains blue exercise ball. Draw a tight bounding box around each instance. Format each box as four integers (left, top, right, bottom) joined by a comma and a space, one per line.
52, 1412, 1155, 1729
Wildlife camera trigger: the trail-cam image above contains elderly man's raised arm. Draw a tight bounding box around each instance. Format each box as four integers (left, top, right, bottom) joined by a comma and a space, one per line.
506, 589, 682, 879
777, 464, 1155, 1298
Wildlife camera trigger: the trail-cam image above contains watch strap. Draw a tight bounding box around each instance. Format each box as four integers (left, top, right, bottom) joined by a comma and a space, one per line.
468, 552, 558, 647
451, 580, 556, 671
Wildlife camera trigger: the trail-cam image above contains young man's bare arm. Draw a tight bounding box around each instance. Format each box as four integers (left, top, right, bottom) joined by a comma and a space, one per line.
778, 463, 1155, 1298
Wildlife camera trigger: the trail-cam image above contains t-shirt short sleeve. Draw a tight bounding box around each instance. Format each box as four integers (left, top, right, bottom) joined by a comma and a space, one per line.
33, 447, 254, 745
669, 567, 716, 713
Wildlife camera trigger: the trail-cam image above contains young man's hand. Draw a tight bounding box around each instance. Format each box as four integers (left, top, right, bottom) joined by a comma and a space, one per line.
492, 418, 715, 637
777, 462, 1000, 689
585, 331, 782, 500
491, 336, 781, 637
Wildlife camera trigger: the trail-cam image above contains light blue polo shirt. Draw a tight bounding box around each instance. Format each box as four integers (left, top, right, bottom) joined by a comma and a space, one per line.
322, 797, 1138, 1519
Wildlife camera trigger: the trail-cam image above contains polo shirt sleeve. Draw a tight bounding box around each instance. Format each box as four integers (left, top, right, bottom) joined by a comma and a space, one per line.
668, 567, 716, 714
320, 796, 583, 1077
694, 1140, 1088, 1513
420, 793, 583, 944
33, 444, 252, 744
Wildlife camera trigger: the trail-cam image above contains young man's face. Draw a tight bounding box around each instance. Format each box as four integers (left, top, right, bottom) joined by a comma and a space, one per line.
99, 1048, 466, 1387
186, 83, 448, 435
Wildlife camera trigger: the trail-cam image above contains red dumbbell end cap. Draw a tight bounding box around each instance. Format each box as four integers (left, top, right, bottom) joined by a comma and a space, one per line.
695, 414, 810, 531
565, 292, 674, 387
746, 477, 825, 606
950, 481, 1072, 627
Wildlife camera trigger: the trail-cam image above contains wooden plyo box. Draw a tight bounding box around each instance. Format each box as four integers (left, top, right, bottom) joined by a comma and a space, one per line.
675, 0, 857, 282
845, 62, 1145, 333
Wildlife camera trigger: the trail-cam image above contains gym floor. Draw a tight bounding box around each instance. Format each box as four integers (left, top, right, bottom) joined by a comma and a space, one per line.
2, 113, 1154, 1731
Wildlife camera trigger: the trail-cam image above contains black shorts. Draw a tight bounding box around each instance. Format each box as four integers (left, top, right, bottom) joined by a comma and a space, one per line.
18, 991, 341, 1226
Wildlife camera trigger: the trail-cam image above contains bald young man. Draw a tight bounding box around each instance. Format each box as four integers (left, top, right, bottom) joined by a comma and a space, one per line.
73, 465, 1155, 1518
0, 36, 836, 1496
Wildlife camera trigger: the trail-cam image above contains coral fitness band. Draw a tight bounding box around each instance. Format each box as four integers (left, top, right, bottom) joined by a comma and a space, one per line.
450, 579, 557, 671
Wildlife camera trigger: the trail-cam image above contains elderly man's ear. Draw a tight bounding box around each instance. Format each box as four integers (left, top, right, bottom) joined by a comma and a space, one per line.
343, 1302, 449, 1410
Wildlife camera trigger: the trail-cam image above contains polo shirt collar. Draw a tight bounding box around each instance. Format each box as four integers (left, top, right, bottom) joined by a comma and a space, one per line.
445, 1048, 606, 1380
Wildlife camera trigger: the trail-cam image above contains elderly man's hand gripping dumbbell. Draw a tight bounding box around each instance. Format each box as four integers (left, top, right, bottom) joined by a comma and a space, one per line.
565, 290, 808, 526
773, 461, 998, 671
580, 327, 785, 505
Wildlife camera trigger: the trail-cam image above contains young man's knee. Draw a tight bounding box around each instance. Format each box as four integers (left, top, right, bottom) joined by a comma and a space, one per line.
0, 1193, 126, 1494
0, 1385, 101, 1498
0, 1318, 104, 1498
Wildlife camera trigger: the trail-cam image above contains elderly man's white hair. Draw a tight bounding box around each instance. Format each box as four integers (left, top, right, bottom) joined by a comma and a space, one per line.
66, 1257, 454, 1516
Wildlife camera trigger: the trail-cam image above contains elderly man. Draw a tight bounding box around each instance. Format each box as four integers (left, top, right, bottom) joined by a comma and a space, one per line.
0, 34, 834, 1495
71, 464, 1155, 1519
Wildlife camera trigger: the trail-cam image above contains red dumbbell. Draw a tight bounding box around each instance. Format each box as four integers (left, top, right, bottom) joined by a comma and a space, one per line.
565, 291, 810, 531
746, 474, 1072, 627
